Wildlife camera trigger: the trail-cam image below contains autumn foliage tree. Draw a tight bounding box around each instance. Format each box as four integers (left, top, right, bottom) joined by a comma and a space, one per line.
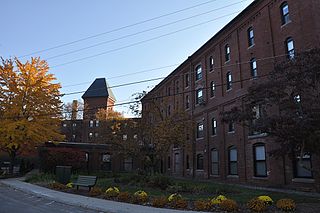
223, 49, 320, 167
131, 92, 193, 173
0, 57, 64, 173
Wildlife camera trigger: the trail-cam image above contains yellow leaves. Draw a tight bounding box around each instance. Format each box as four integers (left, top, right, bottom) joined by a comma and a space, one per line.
0, 57, 64, 154
6, 142, 19, 150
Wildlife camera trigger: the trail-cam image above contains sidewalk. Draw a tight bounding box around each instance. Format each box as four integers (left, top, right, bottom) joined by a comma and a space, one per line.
0, 178, 209, 213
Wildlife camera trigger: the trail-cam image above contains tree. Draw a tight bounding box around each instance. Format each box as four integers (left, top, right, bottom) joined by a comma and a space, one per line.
223, 49, 320, 168
63, 100, 84, 120
131, 92, 193, 174
0, 57, 64, 174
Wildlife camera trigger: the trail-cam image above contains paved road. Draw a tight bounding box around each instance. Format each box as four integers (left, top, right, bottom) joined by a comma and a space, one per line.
0, 183, 105, 213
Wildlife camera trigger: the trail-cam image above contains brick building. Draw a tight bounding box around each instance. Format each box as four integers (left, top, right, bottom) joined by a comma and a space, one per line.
141, 0, 320, 190
57, 78, 141, 173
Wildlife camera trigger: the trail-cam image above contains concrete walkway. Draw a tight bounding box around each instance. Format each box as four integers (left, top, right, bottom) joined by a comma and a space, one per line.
0, 178, 209, 213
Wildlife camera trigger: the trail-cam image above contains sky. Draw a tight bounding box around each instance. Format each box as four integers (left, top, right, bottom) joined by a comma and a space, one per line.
1, 0, 254, 117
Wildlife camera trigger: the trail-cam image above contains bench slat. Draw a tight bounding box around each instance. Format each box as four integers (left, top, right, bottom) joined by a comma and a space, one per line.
73, 175, 97, 191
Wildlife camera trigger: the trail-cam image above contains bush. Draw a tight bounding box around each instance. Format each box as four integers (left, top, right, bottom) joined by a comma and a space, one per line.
133, 190, 148, 203
151, 197, 168, 208
25, 173, 55, 184
117, 192, 131, 202
258, 195, 273, 206
194, 200, 211, 211
211, 195, 227, 205
276, 199, 296, 212
219, 199, 238, 212
247, 198, 267, 212
48, 182, 68, 190
89, 187, 103, 197
66, 182, 73, 188
105, 187, 120, 198
168, 193, 182, 202
148, 175, 172, 190
171, 199, 188, 209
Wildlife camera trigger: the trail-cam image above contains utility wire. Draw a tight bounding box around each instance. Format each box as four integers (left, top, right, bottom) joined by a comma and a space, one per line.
46, 1, 247, 61
60, 52, 292, 97
50, 11, 241, 68
18, 0, 225, 58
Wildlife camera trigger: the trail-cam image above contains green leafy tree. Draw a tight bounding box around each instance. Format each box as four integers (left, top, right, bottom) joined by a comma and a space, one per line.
0, 57, 64, 174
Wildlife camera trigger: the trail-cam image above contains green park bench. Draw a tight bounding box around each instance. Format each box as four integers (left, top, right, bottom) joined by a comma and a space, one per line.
73, 175, 97, 191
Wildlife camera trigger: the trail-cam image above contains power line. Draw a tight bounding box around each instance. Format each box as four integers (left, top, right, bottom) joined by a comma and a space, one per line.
45, 1, 247, 61
18, 0, 225, 58
50, 11, 241, 68
61, 51, 292, 97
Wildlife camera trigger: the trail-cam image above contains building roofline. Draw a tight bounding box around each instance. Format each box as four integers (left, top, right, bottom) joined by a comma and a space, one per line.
142, 0, 261, 101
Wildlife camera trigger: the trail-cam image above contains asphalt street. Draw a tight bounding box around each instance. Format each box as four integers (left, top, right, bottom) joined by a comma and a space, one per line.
0, 183, 105, 213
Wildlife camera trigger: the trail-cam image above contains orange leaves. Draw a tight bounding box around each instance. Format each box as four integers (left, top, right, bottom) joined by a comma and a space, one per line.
0, 57, 64, 155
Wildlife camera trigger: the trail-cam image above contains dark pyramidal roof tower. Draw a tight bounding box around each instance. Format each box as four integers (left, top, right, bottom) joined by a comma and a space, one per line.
82, 78, 116, 119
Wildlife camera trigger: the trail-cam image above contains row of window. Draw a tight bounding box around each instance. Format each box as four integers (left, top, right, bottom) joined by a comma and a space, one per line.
88, 133, 138, 140
196, 118, 234, 138
179, 144, 312, 178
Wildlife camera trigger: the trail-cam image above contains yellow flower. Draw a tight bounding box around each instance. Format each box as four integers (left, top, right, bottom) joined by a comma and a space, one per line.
66, 182, 73, 188
168, 193, 182, 202
258, 195, 273, 205
105, 186, 120, 197
211, 195, 227, 205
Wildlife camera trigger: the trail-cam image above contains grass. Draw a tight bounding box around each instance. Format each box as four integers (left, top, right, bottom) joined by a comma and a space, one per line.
26, 172, 320, 204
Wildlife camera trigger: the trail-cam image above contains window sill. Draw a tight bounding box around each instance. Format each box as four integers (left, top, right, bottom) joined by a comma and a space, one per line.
226, 88, 232, 92
196, 169, 204, 172
252, 176, 268, 180
210, 175, 220, 178
292, 178, 315, 183
248, 133, 268, 139
196, 137, 204, 141
211, 134, 217, 138
228, 131, 235, 134
227, 175, 239, 178
248, 44, 255, 49
225, 60, 230, 64
281, 20, 292, 28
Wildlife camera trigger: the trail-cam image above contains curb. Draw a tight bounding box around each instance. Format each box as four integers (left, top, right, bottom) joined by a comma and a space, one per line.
0, 178, 210, 213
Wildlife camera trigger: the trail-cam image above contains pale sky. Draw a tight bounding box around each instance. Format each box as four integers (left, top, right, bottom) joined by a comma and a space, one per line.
1, 0, 253, 117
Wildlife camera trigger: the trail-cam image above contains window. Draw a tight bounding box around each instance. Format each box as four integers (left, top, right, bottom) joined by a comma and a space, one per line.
167, 156, 171, 169
72, 134, 76, 141
101, 153, 111, 171
196, 89, 203, 105
228, 121, 235, 132
89, 120, 94, 127
174, 153, 180, 172
195, 65, 202, 81
226, 72, 232, 90
281, 2, 290, 25
210, 81, 215, 97
286, 37, 295, 59
85, 153, 89, 162
250, 58, 257, 78
123, 157, 133, 172
167, 87, 171, 96
254, 144, 267, 177
295, 153, 313, 178
186, 155, 190, 170
94, 132, 99, 137
95, 120, 99, 127
167, 105, 171, 116
196, 122, 204, 138
228, 146, 238, 175
250, 105, 263, 135
123, 134, 128, 141
185, 95, 190, 109
248, 27, 254, 47
133, 134, 138, 139
211, 118, 217, 135
89, 132, 93, 139
209, 56, 214, 71
225, 44, 230, 62
63, 123, 67, 127
185, 74, 190, 87
211, 149, 219, 175
197, 154, 204, 170
72, 123, 77, 127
